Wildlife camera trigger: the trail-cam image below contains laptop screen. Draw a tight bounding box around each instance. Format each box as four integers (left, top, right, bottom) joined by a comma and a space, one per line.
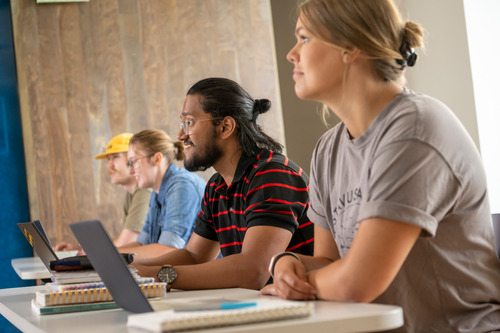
70, 220, 154, 313
17, 221, 59, 271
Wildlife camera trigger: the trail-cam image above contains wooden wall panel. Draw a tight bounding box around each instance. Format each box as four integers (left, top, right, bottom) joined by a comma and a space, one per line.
10, 0, 284, 245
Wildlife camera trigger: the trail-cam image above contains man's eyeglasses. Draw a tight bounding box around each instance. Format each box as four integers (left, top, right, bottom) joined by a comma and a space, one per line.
127, 155, 153, 169
179, 117, 220, 135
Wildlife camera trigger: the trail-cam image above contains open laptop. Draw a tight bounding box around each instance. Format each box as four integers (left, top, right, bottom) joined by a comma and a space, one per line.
17, 221, 63, 271
17, 220, 131, 272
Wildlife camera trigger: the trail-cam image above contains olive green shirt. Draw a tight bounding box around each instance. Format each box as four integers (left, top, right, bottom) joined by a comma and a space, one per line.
123, 187, 151, 232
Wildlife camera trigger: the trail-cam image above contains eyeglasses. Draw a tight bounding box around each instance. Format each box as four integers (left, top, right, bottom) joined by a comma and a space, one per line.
126, 155, 153, 169
179, 117, 220, 135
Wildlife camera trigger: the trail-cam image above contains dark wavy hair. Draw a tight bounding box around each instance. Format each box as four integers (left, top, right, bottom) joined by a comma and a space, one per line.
186, 77, 283, 157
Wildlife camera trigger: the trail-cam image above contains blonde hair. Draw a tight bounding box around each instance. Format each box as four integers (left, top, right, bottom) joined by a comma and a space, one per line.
130, 129, 184, 163
298, 0, 423, 83
297, 0, 424, 124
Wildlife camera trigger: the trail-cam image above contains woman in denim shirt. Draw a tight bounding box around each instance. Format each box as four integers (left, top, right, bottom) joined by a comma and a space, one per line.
118, 129, 206, 259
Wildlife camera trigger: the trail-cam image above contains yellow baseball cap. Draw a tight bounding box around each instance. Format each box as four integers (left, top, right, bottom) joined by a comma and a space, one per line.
94, 133, 134, 159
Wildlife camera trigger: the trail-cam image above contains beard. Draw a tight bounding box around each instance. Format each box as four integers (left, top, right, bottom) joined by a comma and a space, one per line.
184, 129, 223, 172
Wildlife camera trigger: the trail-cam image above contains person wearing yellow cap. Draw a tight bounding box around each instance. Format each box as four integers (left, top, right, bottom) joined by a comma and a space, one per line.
54, 133, 151, 251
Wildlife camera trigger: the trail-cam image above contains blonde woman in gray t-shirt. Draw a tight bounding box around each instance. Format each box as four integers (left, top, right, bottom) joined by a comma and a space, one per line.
261, 1, 500, 332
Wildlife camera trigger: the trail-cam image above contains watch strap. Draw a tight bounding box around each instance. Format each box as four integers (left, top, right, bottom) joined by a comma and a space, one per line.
268, 252, 301, 278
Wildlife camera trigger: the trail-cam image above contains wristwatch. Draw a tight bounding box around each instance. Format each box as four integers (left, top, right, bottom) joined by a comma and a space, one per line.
157, 265, 177, 287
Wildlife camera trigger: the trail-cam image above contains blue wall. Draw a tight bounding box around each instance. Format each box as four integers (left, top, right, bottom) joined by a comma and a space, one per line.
0, 0, 34, 331
0, 0, 34, 288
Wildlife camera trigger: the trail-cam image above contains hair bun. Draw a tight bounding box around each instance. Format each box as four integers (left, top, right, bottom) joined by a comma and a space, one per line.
253, 99, 271, 116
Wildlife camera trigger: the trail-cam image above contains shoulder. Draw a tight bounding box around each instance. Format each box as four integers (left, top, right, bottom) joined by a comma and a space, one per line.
398, 89, 451, 112
204, 172, 224, 193
133, 187, 152, 197
384, 90, 458, 135
249, 149, 309, 183
253, 149, 303, 174
366, 90, 476, 164
314, 122, 344, 151
166, 164, 206, 187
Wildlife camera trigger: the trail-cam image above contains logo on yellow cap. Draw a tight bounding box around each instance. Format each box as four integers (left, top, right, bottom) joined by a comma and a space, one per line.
94, 133, 134, 159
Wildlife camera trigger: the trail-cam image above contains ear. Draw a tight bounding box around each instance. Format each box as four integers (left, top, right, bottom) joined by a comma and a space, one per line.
218, 116, 236, 139
343, 47, 361, 64
152, 152, 163, 166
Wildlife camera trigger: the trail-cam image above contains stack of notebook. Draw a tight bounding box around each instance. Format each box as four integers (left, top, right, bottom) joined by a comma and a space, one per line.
17, 220, 168, 315
31, 260, 163, 314
32, 277, 167, 315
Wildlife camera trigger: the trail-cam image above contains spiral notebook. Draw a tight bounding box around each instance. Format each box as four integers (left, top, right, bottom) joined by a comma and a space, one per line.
127, 298, 313, 332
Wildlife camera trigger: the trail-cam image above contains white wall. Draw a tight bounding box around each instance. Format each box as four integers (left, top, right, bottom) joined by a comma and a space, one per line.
399, 0, 479, 146
462, 0, 500, 214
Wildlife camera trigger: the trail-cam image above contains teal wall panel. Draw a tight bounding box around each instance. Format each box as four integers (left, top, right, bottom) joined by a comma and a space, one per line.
0, 0, 34, 331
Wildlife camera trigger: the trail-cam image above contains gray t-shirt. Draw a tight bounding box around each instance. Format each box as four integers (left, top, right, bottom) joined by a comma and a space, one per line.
308, 89, 500, 332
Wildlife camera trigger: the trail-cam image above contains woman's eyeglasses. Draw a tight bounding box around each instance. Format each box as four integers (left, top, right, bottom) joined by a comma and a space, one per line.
127, 155, 153, 169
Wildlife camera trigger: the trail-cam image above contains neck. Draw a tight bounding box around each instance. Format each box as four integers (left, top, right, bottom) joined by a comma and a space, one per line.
326, 80, 403, 139
213, 142, 242, 186
153, 163, 171, 193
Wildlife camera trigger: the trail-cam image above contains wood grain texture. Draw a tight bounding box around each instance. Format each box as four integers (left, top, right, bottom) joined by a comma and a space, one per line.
11, 0, 284, 245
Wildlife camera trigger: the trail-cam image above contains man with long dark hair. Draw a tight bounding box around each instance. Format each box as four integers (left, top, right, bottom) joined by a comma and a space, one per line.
133, 78, 314, 290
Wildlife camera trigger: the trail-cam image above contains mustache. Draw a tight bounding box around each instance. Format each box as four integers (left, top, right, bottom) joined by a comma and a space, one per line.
107, 169, 118, 175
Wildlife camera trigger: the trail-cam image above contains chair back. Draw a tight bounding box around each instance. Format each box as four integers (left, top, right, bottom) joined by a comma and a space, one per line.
492, 214, 500, 258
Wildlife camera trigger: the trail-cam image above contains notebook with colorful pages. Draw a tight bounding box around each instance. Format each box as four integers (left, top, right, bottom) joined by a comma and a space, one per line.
70, 220, 313, 331
35, 281, 167, 307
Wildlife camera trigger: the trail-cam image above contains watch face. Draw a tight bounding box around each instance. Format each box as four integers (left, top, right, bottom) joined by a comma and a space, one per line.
158, 266, 177, 284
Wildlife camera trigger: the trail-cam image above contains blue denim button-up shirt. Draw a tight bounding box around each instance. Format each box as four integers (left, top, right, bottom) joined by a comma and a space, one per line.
136, 164, 206, 248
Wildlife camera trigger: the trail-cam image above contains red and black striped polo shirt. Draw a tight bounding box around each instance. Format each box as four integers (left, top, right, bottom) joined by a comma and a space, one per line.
194, 149, 314, 257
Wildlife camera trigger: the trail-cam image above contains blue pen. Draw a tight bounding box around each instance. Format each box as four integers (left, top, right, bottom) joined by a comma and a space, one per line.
220, 302, 257, 310
174, 301, 258, 312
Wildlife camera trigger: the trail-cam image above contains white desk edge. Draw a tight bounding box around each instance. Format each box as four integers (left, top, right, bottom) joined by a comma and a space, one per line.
11, 257, 51, 280
0, 286, 404, 333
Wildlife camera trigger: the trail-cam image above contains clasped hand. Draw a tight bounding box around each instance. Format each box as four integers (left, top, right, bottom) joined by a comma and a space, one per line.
260, 255, 317, 300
